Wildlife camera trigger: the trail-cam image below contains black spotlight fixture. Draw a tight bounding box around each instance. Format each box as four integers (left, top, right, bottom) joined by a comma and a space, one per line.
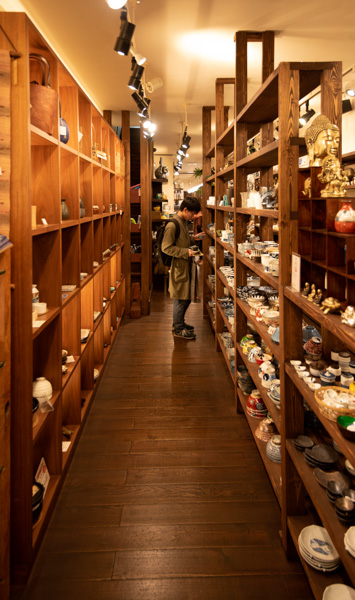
342, 98, 353, 114
182, 135, 191, 149
114, 7, 135, 56
128, 62, 144, 91
299, 100, 315, 127
131, 92, 149, 118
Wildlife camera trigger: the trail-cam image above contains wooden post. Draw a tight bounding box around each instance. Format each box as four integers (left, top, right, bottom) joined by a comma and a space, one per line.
121, 110, 131, 312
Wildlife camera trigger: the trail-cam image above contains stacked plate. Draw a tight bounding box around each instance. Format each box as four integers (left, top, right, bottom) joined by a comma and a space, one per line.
303, 444, 339, 469
344, 527, 355, 557
313, 467, 350, 490
293, 435, 314, 451
298, 525, 340, 572
323, 584, 355, 599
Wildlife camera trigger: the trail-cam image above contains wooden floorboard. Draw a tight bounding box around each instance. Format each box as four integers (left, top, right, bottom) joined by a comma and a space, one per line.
15, 286, 313, 600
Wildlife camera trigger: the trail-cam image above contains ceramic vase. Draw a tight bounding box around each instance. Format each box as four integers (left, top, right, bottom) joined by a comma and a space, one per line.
61, 198, 70, 220
79, 198, 85, 218
334, 199, 355, 234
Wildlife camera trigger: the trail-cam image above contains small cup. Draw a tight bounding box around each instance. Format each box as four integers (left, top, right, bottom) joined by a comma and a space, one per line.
331, 350, 340, 362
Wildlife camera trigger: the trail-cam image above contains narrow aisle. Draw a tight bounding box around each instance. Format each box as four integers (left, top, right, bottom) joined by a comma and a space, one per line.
21, 288, 312, 600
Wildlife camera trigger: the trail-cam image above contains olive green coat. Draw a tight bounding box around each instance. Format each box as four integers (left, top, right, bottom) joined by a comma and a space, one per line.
161, 215, 192, 300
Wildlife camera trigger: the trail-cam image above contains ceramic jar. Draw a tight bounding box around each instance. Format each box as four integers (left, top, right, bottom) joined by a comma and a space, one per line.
320, 370, 336, 387
61, 198, 70, 220
79, 198, 85, 218
32, 377, 53, 401
334, 199, 355, 234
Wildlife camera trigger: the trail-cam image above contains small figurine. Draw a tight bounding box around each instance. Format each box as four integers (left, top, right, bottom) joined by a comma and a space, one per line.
319, 297, 342, 315
341, 305, 355, 327
318, 155, 349, 197
302, 177, 312, 198
307, 283, 316, 302
314, 289, 323, 305
302, 282, 311, 297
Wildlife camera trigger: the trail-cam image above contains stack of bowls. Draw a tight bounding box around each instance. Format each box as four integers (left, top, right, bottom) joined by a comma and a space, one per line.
335, 496, 355, 524
293, 435, 314, 451
344, 527, 355, 558
255, 418, 277, 442
298, 525, 340, 572
246, 390, 268, 418
268, 379, 281, 408
326, 479, 347, 503
236, 366, 254, 395
266, 434, 282, 463
304, 336, 323, 360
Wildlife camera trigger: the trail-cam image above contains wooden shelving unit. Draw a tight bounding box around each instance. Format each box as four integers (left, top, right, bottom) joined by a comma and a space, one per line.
202, 29, 354, 598
0, 12, 127, 584
0, 246, 11, 598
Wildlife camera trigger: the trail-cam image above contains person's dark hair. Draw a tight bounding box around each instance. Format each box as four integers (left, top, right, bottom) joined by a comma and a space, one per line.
180, 196, 201, 214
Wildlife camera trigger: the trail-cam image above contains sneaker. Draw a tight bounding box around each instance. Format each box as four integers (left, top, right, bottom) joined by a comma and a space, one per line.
171, 323, 195, 331
173, 328, 196, 339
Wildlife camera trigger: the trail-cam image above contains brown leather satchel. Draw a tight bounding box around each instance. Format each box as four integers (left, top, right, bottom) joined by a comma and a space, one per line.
29, 53, 58, 135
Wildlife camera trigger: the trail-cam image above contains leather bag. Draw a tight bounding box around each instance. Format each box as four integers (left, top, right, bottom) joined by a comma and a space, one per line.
29, 53, 58, 135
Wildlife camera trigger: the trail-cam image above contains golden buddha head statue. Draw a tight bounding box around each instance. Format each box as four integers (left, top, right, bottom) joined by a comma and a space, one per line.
305, 115, 340, 166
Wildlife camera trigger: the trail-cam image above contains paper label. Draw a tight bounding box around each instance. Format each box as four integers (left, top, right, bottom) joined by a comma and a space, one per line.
35, 458, 50, 496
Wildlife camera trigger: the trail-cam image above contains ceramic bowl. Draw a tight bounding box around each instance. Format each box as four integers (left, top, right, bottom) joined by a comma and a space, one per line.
290, 360, 302, 367
32, 377, 53, 402
337, 415, 355, 441
261, 310, 279, 325
309, 382, 321, 391
343, 488, 355, 503
345, 460, 355, 477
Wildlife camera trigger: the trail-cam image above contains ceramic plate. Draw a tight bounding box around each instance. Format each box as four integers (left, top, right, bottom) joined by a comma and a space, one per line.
299, 525, 339, 563
323, 584, 355, 599
305, 444, 339, 464
313, 469, 350, 490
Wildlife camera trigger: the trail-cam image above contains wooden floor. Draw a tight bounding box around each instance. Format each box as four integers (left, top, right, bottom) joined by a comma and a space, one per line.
16, 286, 313, 600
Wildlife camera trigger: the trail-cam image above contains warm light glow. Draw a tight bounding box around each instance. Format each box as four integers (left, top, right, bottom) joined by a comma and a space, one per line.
176, 30, 235, 63
106, 0, 126, 9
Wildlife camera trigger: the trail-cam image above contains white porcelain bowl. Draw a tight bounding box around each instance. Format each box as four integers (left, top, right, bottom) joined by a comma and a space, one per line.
32, 377, 53, 401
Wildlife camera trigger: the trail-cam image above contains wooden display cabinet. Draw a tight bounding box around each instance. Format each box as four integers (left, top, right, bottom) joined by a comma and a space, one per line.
202, 28, 354, 597
0, 247, 12, 599
0, 12, 127, 583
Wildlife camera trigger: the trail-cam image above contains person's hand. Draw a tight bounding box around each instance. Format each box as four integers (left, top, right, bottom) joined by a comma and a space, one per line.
188, 248, 195, 256
194, 232, 205, 240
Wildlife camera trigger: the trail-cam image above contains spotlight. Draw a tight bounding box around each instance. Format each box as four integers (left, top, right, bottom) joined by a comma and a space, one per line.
177, 148, 186, 157
299, 101, 315, 127
130, 47, 146, 66
128, 63, 144, 91
142, 119, 156, 134
182, 135, 191, 149
114, 8, 135, 56
106, 0, 126, 8
131, 92, 149, 117
345, 81, 355, 97
343, 98, 353, 114
145, 77, 163, 94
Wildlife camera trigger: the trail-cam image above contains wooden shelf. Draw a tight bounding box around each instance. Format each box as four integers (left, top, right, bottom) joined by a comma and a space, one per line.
284, 287, 355, 355
287, 440, 355, 589
236, 207, 279, 219
216, 164, 234, 181
1, 10, 127, 585
237, 388, 281, 505
237, 345, 281, 431
287, 514, 347, 600
217, 333, 235, 384
236, 298, 280, 362
236, 254, 280, 289
217, 269, 235, 299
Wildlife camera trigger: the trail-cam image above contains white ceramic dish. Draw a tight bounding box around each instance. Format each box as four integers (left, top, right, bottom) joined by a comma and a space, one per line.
323, 584, 355, 600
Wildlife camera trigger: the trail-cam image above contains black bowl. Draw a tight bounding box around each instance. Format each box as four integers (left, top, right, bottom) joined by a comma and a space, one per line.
32, 481, 45, 524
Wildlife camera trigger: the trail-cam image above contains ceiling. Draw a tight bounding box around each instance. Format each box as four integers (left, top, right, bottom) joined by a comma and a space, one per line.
3, 0, 355, 190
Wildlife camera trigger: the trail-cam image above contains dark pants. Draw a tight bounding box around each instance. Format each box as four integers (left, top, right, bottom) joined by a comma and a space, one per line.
173, 299, 191, 331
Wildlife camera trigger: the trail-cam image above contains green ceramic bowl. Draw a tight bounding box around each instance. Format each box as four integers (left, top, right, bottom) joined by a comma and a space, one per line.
337, 415, 355, 441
